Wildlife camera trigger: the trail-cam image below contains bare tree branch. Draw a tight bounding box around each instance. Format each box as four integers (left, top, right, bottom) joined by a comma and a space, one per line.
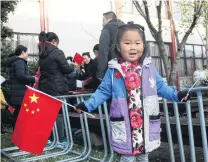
168, 0, 205, 84
142, 1, 158, 39
164, 0, 180, 48
132, 0, 146, 19
156, 1, 162, 32
133, 0, 158, 38
180, 0, 204, 49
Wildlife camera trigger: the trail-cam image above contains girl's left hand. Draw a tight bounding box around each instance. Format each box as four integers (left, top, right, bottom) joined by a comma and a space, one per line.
178, 91, 190, 102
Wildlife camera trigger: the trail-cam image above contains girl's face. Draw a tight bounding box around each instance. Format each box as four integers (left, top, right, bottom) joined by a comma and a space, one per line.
119, 29, 144, 63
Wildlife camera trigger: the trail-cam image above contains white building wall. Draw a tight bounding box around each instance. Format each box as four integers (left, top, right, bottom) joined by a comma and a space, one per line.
6, 0, 112, 57
6, 0, 205, 57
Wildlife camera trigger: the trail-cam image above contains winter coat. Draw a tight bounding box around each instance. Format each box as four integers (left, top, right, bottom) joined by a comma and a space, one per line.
66, 64, 77, 91
96, 19, 124, 79
0, 88, 7, 109
38, 44, 73, 96
81, 57, 179, 154
6, 56, 35, 106
82, 57, 100, 90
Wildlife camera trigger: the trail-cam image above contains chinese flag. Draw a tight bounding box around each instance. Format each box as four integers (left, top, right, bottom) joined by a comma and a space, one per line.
11, 86, 62, 155
73, 53, 84, 65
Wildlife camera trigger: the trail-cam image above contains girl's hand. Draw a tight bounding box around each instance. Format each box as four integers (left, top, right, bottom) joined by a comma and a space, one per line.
81, 69, 85, 73
74, 108, 82, 114
178, 91, 190, 102
75, 102, 88, 113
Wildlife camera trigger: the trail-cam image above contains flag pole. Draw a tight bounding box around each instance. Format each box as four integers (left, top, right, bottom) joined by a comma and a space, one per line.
61, 101, 95, 118
26, 86, 95, 118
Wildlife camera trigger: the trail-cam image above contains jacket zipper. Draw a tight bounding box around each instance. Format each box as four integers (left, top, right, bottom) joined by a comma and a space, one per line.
141, 66, 146, 154
123, 73, 133, 153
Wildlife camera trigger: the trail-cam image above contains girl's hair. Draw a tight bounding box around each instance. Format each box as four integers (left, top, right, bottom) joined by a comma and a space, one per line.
112, 21, 147, 64
38, 31, 59, 57
13, 45, 27, 56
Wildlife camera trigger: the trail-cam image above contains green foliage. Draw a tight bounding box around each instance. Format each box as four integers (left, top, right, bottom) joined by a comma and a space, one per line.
28, 59, 39, 75
1, 1, 18, 78
1, 40, 14, 78
1, 1, 18, 23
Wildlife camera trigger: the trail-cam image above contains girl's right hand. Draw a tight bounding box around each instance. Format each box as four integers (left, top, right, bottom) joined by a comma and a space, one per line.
75, 102, 88, 113
74, 108, 82, 114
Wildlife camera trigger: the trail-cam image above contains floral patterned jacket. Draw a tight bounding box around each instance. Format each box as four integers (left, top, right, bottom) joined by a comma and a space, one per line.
83, 57, 179, 154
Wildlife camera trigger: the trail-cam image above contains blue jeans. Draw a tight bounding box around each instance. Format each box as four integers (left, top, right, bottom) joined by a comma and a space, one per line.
120, 154, 149, 162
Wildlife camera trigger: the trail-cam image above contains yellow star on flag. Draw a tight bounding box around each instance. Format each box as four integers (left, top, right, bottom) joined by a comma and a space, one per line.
29, 94, 39, 103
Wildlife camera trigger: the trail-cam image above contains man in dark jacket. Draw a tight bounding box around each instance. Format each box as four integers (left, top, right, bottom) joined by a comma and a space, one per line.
6, 45, 36, 129
96, 11, 125, 80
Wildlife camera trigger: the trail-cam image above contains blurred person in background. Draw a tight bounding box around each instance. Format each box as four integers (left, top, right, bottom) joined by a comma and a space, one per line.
38, 31, 74, 146
6, 45, 37, 130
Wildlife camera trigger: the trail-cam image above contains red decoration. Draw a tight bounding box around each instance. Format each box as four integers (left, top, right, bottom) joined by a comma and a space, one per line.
73, 53, 84, 65
130, 109, 143, 129
115, 72, 122, 79
124, 71, 141, 90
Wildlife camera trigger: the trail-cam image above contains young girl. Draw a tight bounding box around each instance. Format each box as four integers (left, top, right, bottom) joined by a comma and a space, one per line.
76, 22, 188, 162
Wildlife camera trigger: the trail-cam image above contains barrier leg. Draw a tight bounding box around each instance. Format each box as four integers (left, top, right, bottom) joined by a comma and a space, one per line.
67, 112, 92, 162
8, 122, 59, 157
197, 92, 208, 162
1, 150, 20, 162
185, 101, 196, 162
59, 113, 88, 162
173, 102, 185, 162
163, 99, 175, 162
88, 105, 108, 162
103, 102, 114, 162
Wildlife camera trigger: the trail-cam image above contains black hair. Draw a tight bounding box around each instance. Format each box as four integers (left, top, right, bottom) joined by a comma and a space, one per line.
103, 11, 117, 20
13, 45, 27, 56
38, 31, 59, 57
112, 21, 147, 64
93, 44, 99, 52
66, 56, 73, 62
82, 52, 91, 58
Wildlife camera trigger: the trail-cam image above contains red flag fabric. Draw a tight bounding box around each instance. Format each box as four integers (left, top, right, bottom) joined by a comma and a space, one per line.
73, 53, 84, 65
11, 86, 62, 155
8, 105, 15, 113
33, 67, 40, 89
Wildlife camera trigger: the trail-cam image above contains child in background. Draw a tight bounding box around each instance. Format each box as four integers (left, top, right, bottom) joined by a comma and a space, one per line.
1, 75, 8, 133
0, 75, 7, 109
75, 22, 188, 162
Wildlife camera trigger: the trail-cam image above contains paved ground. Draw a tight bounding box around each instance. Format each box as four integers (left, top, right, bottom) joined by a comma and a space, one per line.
149, 142, 204, 162
1, 131, 205, 162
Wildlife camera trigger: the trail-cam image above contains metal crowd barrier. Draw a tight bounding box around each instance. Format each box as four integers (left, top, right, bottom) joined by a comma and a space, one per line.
1, 93, 114, 162
163, 87, 208, 162
1, 87, 208, 162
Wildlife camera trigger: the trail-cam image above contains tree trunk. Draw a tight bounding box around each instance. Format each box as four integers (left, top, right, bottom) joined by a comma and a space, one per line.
168, 44, 183, 85
206, 27, 208, 66
157, 33, 170, 79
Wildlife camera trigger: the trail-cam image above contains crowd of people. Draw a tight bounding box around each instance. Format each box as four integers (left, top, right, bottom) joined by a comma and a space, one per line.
1, 11, 189, 162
